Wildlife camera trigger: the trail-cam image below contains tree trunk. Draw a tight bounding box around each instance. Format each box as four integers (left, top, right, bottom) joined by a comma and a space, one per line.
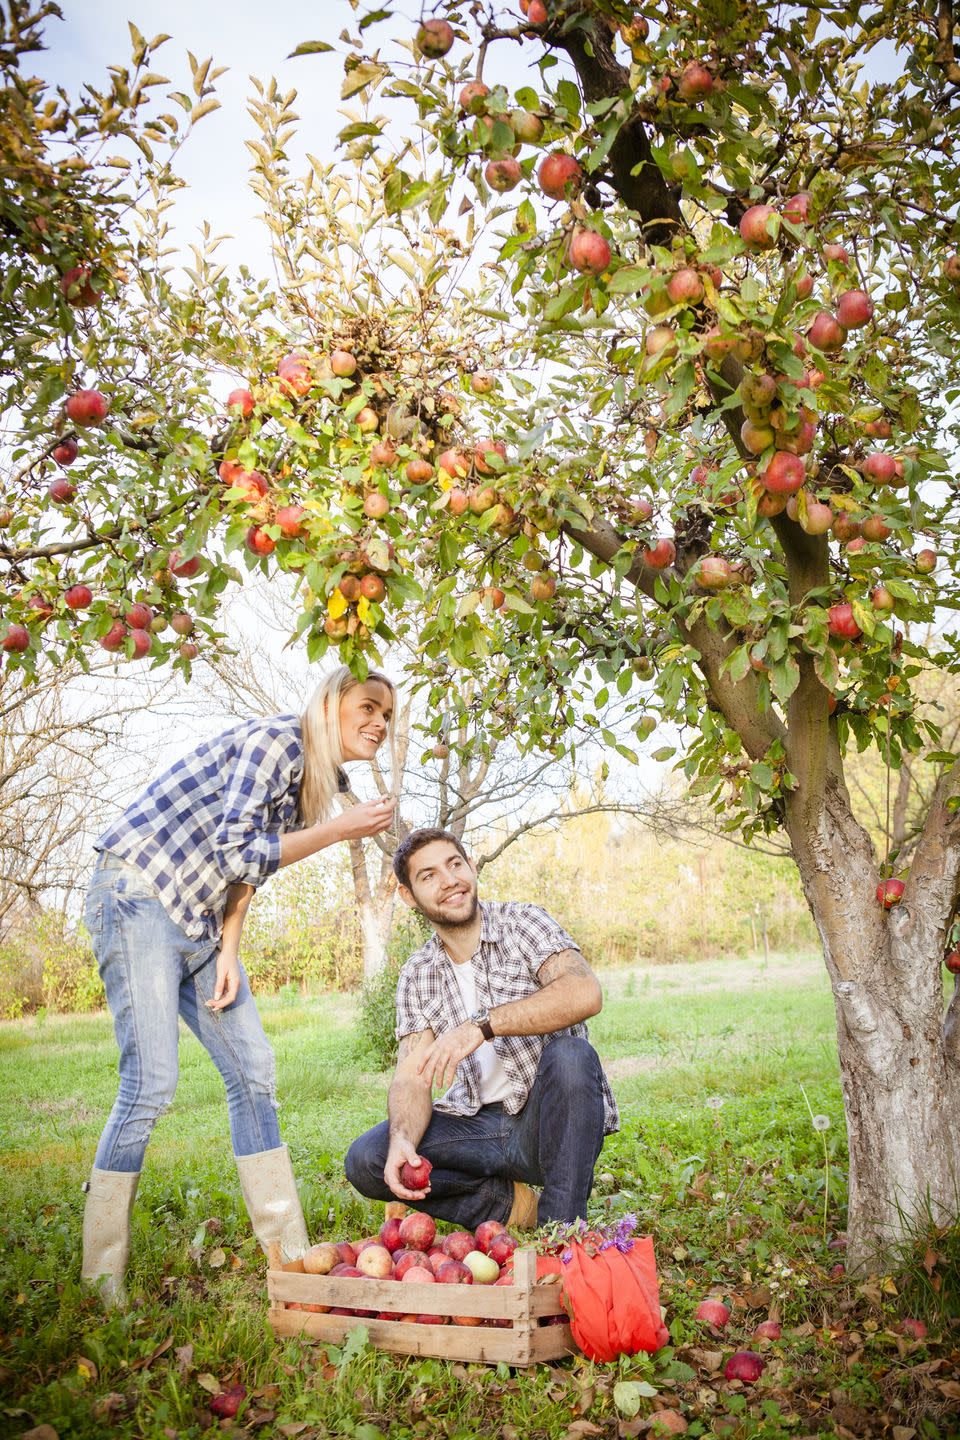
786, 773, 960, 1270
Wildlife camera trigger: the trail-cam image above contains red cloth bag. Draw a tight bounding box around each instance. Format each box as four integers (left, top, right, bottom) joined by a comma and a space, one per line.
551, 1237, 670, 1361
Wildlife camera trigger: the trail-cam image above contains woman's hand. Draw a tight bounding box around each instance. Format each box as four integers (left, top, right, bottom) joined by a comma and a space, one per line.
207, 949, 241, 1010
335, 794, 396, 842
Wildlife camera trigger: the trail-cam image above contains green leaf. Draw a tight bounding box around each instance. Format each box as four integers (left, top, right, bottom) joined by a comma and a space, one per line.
288, 40, 335, 57
614, 1381, 658, 1417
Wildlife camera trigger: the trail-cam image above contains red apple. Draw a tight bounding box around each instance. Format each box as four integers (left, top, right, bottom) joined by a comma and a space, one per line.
277, 352, 312, 397
2, 624, 29, 653
915, 548, 937, 573
808, 312, 847, 352
800, 500, 833, 535
677, 61, 714, 100
739, 205, 779, 249
371, 440, 398, 466
437, 448, 470, 480
436, 1259, 473, 1284
226, 388, 254, 417
666, 267, 704, 305
329, 1263, 363, 1279
870, 585, 895, 613
442, 1231, 475, 1262
823, 242, 850, 263
526, 0, 548, 23
359, 573, 386, 602
474, 1220, 506, 1253
836, 289, 873, 329
567, 227, 612, 275
782, 192, 811, 225
761, 451, 805, 495
65, 389, 108, 426
64, 583, 92, 609
474, 438, 507, 475
863, 452, 897, 484
896, 1318, 928, 1340
827, 602, 861, 640
47, 477, 76, 503
448, 488, 470, 516
537, 152, 582, 200
209, 1384, 246, 1420
643, 538, 676, 569
862, 515, 891, 543
877, 878, 905, 908
399, 1157, 433, 1191
380, 1218, 403, 1253
129, 627, 152, 659
724, 1350, 765, 1383
276, 504, 306, 538
330, 349, 358, 377
363, 492, 390, 520
398, 1212, 437, 1252
99, 620, 127, 653
793, 273, 815, 299
60, 264, 102, 307
246, 525, 275, 557
405, 458, 434, 484
753, 1320, 782, 1341
169, 550, 201, 579
334, 1241, 357, 1266
53, 438, 78, 466
393, 1249, 430, 1278
645, 326, 677, 359
400, 1265, 435, 1285
485, 158, 522, 193
944, 950, 960, 974
459, 80, 490, 112
124, 602, 152, 630
487, 1232, 518, 1266
697, 555, 733, 590
338, 575, 361, 601
416, 19, 455, 55
428, 1247, 448, 1273
694, 1299, 730, 1328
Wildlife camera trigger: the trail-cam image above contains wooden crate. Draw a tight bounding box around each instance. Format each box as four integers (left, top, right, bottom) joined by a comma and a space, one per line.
267, 1246, 576, 1366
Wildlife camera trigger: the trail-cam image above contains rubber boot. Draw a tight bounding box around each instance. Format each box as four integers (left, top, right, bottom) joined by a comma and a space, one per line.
235, 1144, 309, 1262
81, 1168, 140, 1306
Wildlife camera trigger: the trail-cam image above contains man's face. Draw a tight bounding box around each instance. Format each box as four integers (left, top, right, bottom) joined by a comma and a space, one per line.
401, 840, 479, 928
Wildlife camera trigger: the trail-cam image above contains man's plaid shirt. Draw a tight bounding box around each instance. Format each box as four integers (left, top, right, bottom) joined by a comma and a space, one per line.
94, 715, 303, 944
395, 901, 619, 1134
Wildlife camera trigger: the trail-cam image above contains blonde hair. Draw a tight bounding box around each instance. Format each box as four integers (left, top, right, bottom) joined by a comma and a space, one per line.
298, 665, 396, 825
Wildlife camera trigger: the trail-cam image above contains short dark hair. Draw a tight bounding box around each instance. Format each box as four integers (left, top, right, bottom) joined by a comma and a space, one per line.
393, 828, 469, 889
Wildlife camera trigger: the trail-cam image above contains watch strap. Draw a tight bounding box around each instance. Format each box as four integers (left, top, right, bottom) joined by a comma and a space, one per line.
471, 1008, 495, 1042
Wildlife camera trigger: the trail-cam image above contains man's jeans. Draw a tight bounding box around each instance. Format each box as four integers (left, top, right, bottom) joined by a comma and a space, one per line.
85, 854, 281, 1173
344, 1035, 607, 1227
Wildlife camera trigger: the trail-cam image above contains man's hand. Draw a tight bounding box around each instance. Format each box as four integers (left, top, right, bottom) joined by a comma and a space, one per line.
206, 950, 241, 1010
416, 1021, 483, 1092
384, 1137, 432, 1201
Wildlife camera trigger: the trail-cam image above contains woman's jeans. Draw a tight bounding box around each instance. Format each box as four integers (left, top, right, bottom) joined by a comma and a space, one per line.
344, 1035, 607, 1227
85, 854, 281, 1173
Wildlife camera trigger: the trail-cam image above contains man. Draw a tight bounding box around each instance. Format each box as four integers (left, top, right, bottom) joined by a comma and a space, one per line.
344, 828, 618, 1229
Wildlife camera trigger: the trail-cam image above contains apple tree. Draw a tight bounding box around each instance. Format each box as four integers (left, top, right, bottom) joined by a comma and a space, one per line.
221, 0, 958, 1270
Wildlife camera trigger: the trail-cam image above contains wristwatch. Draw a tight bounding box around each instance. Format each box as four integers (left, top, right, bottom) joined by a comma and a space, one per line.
470, 1007, 495, 1042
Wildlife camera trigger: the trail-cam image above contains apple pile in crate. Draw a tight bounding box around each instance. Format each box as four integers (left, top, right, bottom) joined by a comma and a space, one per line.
289, 1212, 527, 1326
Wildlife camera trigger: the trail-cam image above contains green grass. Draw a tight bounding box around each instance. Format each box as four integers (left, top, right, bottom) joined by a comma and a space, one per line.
1, 952, 957, 1440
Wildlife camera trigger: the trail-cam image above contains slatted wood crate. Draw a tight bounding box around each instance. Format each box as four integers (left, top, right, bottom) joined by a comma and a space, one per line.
267, 1245, 576, 1366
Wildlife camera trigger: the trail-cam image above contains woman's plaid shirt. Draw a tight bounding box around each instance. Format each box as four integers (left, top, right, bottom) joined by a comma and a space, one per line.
94, 714, 303, 943
395, 901, 619, 1134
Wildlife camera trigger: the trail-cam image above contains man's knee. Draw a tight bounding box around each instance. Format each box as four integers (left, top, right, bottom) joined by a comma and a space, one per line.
344, 1128, 388, 1197
540, 1035, 600, 1087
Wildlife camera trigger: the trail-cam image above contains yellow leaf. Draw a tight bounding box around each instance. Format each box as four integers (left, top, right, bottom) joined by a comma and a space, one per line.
357, 596, 372, 623
327, 589, 347, 619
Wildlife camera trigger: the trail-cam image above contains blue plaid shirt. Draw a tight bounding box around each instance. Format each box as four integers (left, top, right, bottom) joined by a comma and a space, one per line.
94, 714, 304, 943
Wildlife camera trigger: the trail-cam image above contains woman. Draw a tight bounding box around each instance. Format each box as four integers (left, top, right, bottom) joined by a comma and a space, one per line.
81, 665, 396, 1303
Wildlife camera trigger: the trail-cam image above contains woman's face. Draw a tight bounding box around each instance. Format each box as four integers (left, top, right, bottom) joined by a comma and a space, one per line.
338, 680, 393, 762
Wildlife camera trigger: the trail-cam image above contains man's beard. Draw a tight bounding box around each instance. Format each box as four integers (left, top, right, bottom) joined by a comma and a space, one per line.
414, 885, 480, 931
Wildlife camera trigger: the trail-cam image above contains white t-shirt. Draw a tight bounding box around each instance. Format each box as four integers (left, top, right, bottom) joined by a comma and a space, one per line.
449, 957, 513, 1105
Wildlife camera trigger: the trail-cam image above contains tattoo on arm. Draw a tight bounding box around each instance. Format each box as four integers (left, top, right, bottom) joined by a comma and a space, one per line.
396, 1029, 434, 1065
537, 948, 594, 986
